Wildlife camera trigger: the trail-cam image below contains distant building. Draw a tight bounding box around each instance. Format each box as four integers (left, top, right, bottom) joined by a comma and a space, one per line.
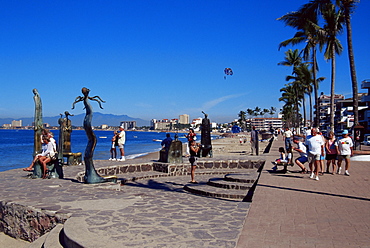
101, 124, 109, 129
360, 80, 370, 132
2, 124, 11, 128
251, 118, 283, 130
150, 119, 178, 130
179, 114, 189, 124
334, 94, 367, 132
11, 120, 22, 127
317, 93, 344, 131
120, 121, 136, 130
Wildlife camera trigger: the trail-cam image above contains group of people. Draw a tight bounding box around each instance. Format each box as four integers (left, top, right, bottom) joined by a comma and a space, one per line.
279, 127, 353, 181
24, 129, 57, 179
109, 126, 126, 161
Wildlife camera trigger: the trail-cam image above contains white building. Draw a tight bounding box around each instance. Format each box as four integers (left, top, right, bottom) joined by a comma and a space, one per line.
179, 114, 189, 124
11, 120, 22, 127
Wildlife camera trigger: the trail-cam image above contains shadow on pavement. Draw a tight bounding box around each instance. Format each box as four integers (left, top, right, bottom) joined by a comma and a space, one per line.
258, 183, 370, 202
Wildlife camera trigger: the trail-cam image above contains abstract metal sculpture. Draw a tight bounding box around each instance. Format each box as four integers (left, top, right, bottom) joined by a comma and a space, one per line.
72, 87, 115, 184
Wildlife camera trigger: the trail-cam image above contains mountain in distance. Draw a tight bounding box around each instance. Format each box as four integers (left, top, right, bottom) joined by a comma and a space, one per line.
0, 112, 149, 127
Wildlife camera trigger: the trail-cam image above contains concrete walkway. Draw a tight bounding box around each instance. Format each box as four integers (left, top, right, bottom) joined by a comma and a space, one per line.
237, 138, 370, 248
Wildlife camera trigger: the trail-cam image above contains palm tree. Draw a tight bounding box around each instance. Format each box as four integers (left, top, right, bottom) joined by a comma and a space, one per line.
269, 107, 277, 117
338, 0, 360, 126
278, 2, 326, 128
279, 84, 301, 128
238, 110, 247, 130
278, 49, 302, 69
319, 2, 344, 132
253, 107, 262, 117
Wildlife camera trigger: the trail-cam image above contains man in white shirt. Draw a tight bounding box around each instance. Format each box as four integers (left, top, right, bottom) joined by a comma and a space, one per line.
335, 130, 353, 176
118, 126, 126, 161
305, 128, 324, 180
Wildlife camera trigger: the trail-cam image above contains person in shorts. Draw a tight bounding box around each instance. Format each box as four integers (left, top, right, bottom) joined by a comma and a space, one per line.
335, 130, 353, 176
292, 137, 308, 173
305, 128, 324, 181
118, 126, 126, 161
325, 131, 337, 174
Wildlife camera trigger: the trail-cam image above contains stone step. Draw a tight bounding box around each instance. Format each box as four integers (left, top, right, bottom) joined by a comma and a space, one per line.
224, 172, 259, 183
44, 224, 64, 248
207, 177, 254, 190
27, 224, 64, 248
183, 182, 248, 200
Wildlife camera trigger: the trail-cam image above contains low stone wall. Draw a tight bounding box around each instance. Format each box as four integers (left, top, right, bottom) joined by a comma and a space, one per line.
76, 159, 265, 182
0, 201, 68, 242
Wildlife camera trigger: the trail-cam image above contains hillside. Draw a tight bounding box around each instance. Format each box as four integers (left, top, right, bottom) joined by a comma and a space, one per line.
0, 112, 149, 127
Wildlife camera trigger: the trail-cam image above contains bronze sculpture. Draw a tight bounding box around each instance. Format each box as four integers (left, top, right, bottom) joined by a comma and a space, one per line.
33, 89, 43, 156
63, 111, 73, 153
201, 111, 212, 157
72, 87, 115, 183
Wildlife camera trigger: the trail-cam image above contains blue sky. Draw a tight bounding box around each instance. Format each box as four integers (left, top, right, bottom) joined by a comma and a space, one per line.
1, 0, 369, 124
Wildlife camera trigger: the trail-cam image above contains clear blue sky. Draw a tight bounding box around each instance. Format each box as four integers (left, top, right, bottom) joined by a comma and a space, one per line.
1, 0, 369, 123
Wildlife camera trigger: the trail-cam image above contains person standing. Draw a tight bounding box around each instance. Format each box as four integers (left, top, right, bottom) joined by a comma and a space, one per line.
109, 130, 119, 161
283, 127, 293, 151
189, 140, 201, 183
118, 126, 126, 161
305, 128, 324, 181
185, 129, 197, 156
325, 131, 337, 174
250, 126, 259, 155
335, 130, 353, 176
161, 133, 173, 151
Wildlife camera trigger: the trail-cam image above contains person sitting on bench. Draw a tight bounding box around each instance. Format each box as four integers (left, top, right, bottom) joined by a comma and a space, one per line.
24, 135, 56, 178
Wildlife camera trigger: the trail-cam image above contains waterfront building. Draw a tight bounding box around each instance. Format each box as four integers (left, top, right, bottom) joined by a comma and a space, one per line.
150, 119, 178, 130
120, 121, 136, 130
251, 118, 283, 131
11, 120, 22, 128
179, 114, 189, 124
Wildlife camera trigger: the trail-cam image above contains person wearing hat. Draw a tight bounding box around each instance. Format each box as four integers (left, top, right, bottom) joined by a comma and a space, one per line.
118, 126, 126, 161
335, 129, 353, 176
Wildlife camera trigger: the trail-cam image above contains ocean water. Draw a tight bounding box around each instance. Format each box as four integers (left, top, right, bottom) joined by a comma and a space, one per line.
0, 129, 190, 172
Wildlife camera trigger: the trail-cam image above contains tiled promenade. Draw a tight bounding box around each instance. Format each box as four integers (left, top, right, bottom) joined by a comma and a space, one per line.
0, 136, 369, 247
237, 139, 370, 248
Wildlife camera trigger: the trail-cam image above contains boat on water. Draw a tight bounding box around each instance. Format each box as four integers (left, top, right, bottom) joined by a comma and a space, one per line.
153, 139, 162, 142
99, 136, 108, 138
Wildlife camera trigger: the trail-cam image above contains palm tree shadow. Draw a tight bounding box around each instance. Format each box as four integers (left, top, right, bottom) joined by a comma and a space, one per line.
259, 183, 370, 202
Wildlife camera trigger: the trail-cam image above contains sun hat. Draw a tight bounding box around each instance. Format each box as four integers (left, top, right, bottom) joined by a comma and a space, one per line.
342, 130, 349, 135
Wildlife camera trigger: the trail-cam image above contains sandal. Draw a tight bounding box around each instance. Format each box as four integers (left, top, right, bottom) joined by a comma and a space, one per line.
42, 169, 49, 179
189, 181, 198, 184
300, 168, 308, 174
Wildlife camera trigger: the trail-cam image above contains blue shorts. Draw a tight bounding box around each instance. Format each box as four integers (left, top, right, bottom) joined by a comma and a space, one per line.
296, 156, 308, 164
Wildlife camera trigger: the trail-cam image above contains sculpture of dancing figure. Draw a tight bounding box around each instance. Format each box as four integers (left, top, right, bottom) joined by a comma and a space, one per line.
72, 87, 108, 184
33, 89, 43, 156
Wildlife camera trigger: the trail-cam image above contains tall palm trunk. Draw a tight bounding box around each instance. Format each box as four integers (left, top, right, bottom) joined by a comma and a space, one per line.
312, 46, 320, 128
309, 92, 313, 127
302, 94, 307, 127
330, 42, 336, 133
344, 5, 359, 126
